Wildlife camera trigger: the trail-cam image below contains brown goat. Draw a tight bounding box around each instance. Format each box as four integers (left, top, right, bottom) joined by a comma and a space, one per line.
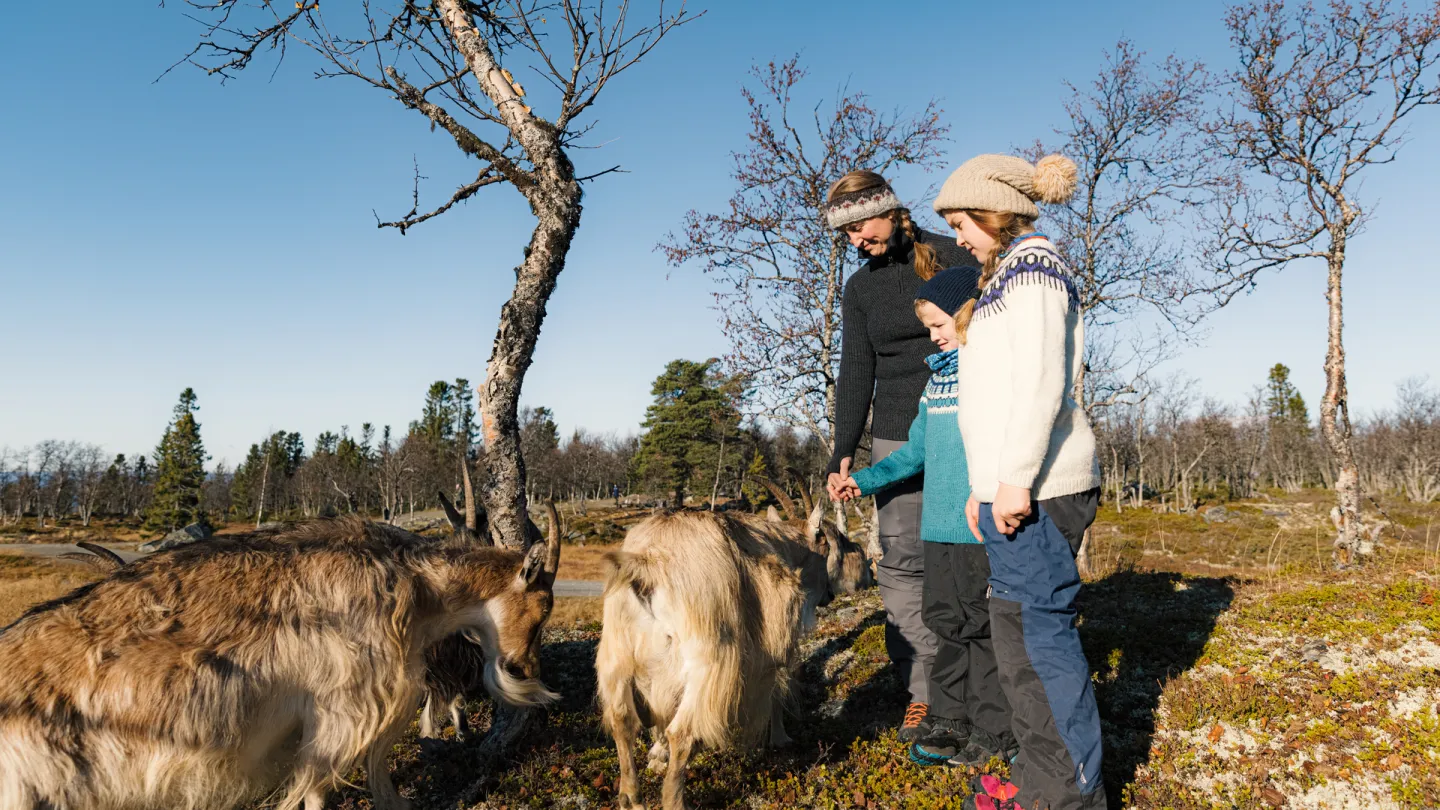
418, 499, 563, 742
596, 501, 871, 810
0, 518, 560, 810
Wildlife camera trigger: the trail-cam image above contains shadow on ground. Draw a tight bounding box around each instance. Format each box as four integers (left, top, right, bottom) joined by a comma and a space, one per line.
1077, 570, 1236, 808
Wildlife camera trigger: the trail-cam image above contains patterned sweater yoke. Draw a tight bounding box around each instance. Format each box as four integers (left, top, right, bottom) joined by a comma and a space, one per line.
974, 236, 1081, 321
956, 234, 1101, 503
850, 350, 976, 545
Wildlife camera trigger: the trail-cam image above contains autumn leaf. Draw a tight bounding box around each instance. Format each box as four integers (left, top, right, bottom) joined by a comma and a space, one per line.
1208, 723, 1224, 743
1261, 786, 1286, 806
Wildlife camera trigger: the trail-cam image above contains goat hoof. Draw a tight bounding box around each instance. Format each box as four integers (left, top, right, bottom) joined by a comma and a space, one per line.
617, 796, 646, 810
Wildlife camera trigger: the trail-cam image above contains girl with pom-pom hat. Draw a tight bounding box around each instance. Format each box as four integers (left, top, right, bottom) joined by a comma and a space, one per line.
932, 154, 1106, 810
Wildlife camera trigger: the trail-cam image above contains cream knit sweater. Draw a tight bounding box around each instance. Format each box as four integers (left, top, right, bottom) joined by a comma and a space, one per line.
956, 234, 1101, 502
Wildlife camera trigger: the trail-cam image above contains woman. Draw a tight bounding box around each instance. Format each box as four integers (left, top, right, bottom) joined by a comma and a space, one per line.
823, 170, 977, 741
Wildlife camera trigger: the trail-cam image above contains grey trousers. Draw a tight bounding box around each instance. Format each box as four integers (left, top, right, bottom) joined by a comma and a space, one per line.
873, 438, 939, 705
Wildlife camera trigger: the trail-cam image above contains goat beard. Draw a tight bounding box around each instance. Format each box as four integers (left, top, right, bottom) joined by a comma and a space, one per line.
481, 655, 560, 708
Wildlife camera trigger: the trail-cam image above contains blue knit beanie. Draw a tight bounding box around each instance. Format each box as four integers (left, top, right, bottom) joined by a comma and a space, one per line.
916, 266, 982, 315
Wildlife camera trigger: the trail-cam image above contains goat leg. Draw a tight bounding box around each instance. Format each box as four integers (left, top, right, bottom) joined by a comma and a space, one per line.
366, 726, 412, 810
768, 699, 794, 749
660, 729, 694, 810
646, 726, 669, 774
418, 694, 438, 739
451, 696, 468, 742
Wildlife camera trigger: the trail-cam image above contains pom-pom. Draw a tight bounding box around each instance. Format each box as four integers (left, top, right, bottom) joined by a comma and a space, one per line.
1032, 154, 1077, 204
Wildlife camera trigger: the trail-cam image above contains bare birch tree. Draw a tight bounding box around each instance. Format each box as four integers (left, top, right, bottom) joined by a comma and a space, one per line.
168, 0, 696, 548
1035, 39, 1220, 415
1205, 0, 1440, 565
659, 58, 948, 449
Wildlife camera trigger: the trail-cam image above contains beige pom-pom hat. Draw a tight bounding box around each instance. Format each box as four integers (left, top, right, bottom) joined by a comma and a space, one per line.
932, 153, 1078, 218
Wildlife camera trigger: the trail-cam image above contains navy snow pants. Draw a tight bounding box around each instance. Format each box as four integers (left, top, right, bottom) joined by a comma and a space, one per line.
979, 490, 1105, 810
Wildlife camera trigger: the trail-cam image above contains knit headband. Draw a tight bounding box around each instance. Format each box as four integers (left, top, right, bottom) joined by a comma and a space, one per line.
826, 184, 903, 230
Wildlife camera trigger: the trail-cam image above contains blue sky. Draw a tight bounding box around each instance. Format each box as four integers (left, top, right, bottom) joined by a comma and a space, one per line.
2, 0, 1437, 467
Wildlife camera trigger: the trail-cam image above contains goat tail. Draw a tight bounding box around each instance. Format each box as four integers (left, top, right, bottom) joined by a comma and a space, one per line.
600, 550, 650, 602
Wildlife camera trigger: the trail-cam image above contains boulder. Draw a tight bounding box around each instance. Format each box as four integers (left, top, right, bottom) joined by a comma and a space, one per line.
138, 523, 214, 553
1201, 505, 1229, 524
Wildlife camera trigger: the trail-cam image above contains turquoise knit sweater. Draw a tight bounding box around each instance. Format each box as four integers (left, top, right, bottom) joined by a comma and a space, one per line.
851, 350, 976, 544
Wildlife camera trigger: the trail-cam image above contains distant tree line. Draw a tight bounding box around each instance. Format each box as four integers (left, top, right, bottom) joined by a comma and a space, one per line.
8, 363, 1438, 533
0, 368, 830, 531
1094, 365, 1440, 512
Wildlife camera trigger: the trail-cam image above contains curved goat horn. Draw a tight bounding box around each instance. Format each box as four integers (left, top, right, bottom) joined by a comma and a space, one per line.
751, 476, 796, 521
58, 544, 124, 573
76, 542, 126, 567
437, 490, 466, 533
542, 501, 563, 576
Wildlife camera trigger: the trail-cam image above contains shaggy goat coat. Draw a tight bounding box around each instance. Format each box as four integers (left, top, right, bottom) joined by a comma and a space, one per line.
0, 518, 559, 810
596, 507, 870, 810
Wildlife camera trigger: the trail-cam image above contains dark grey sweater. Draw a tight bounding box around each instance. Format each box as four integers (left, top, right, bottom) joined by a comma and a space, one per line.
827, 229, 977, 475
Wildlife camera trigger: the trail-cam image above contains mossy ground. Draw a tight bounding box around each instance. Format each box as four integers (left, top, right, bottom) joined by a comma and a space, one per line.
2, 491, 1437, 808
348, 492, 1440, 809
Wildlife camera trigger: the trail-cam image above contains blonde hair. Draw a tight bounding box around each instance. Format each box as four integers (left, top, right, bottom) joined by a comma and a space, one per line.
913, 298, 958, 321
949, 210, 1036, 344
827, 170, 940, 281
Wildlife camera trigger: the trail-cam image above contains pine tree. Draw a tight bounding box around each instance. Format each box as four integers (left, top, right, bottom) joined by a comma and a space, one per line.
1265, 364, 1314, 491
633, 359, 742, 506
146, 388, 210, 532
418, 381, 457, 447
520, 406, 561, 499
741, 449, 770, 507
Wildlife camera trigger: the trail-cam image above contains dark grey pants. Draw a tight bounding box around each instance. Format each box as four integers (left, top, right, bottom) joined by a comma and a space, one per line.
873, 438, 938, 705
922, 541, 1012, 739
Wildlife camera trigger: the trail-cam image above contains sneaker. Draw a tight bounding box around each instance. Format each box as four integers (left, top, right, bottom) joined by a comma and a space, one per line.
907, 717, 972, 767
897, 702, 931, 742
967, 774, 1025, 810
949, 728, 1020, 768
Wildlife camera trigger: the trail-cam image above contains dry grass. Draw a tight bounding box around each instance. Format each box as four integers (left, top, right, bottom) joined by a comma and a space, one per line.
0, 554, 101, 625
547, 596, 603, 630
555, 543, 619, 583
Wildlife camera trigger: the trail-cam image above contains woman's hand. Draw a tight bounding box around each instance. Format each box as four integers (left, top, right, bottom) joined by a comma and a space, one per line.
992, 483, 1032, 535
826, 457, 854, 502
966, 494, 982, 542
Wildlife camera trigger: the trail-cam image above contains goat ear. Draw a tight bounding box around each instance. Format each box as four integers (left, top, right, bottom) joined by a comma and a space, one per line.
766, 505, 783, 523
518, 542, 547, 587
805, 498, 826, 541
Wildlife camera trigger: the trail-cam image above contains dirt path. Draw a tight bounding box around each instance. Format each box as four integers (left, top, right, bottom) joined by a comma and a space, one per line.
0, 544, 604, 598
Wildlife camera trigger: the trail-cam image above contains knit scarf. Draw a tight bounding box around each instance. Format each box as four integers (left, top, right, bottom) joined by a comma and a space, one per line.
925, 349, 957, 375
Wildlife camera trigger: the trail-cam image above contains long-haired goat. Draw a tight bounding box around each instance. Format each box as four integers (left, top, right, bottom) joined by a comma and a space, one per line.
0, 517, 561, 810
417, 497, 562, 742
596, 501, 871, 810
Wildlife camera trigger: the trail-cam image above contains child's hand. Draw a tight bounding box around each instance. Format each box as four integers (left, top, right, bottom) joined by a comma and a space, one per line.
966, 494, 982, 542
836, 477, 862, 502
992, 483, 1032, 535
